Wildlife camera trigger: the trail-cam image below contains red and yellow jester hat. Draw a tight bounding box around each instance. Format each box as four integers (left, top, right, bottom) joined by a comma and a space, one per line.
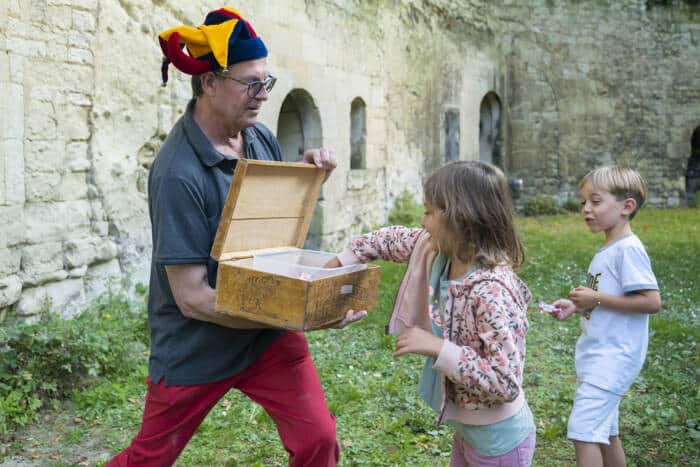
158, 7, 268, 85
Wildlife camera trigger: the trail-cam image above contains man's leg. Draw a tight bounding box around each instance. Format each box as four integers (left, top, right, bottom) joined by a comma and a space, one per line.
107, 376, 234, 467
235, 331, 339, 467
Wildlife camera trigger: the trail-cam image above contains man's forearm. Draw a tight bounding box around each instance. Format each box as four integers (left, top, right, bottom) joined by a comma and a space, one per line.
166, 264, 273, 329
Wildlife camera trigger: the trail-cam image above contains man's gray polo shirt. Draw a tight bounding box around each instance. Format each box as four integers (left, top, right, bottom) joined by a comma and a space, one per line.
147, 99, 283, 385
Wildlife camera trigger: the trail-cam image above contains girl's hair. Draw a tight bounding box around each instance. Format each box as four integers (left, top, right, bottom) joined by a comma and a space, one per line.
579, 166, 647, 220
423, 160, 524, 269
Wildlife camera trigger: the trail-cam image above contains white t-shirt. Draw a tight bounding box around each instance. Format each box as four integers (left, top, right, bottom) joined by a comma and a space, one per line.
575, 233, 659, 395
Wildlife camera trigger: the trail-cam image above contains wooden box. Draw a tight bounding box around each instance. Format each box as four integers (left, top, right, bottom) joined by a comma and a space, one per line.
211, 160, 380, 331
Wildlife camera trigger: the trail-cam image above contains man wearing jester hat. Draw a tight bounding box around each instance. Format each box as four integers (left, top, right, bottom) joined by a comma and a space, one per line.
108, 7, 363, 466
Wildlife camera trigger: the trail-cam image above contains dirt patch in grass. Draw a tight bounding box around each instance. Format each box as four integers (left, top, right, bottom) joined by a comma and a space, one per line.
0, 402, 113, 466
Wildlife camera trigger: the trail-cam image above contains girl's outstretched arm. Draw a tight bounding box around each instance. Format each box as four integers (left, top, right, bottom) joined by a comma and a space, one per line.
336, 226, 425, 265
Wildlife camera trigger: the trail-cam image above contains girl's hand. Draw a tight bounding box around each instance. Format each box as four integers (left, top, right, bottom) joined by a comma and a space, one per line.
393, 326, 443, 359
569, 286, 598, 311
552, 298, 576, 320
323, 257, 341, 268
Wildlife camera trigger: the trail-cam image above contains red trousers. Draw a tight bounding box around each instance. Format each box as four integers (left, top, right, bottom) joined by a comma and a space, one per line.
107, 331, 339, 466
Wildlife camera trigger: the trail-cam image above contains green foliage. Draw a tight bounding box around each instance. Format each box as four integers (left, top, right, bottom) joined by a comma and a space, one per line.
388, 190, 423, 227
0, 290, 148, 437
2, 209, 699, 465
522, 194, 563, 216
561, 197, 581, 213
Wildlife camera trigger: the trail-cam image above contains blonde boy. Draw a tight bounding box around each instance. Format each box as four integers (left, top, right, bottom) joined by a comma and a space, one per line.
550, 166, 661, 467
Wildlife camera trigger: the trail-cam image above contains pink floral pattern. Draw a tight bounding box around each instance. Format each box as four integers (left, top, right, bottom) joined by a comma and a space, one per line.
350, 226, 532, 411
438, 269, 532, 408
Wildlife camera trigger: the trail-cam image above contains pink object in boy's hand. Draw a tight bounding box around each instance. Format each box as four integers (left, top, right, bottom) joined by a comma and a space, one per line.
538, 301, 560, 315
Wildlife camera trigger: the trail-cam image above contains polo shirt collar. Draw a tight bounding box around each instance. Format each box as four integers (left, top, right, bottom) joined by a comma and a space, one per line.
183, 99, 258, 167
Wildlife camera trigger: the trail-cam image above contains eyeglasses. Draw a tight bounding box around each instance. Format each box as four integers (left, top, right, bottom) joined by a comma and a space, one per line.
217, 72, 277, 98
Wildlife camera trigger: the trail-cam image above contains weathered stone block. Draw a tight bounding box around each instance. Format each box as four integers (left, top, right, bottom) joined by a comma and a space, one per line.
49, 0, 98, 10
84, 258, 122, 303
72, 10, 96, 32
68, 92, 92, 106
23, 200, 92, 244
0, 52, 9, 82
56, 104, 90, 140
1, 137, 26, 205
0, 275, 22, 308
15, 278, 85, 317
47, 5, 73, 29
47, 42, 68, 61
6, 37, 47, 58
66, 141, 90, 171
0, 207, 26, 249
68, 47, 93, 65
0, 83, 24, 140
24, 140, 59, 173
55, 172, 88, 201
64, 236, 117, 269
20, 241, 65, 286
26, 100, 57, 140
25, 171, 62, 203
68, 30, 94, 50
68, 264, 88, 278
0, 248, 21, 276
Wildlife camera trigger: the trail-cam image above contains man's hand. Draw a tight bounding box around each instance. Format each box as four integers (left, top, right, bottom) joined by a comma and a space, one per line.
551, 298, 577, 320
393, 326, 443, 359
303, 148, 336, 181
331, 309, 367, 329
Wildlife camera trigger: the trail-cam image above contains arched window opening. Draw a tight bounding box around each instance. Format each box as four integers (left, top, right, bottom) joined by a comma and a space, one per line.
479, 92, 502, 168
444, 109, 460, 162
350, 97, 367, 170
277, 89, 322, 162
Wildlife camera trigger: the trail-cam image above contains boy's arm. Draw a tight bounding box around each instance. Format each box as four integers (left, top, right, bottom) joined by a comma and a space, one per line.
570, 286, 661, 314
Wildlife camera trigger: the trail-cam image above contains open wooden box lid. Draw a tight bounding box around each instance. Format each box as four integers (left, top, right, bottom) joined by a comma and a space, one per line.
211, 160, 326, 262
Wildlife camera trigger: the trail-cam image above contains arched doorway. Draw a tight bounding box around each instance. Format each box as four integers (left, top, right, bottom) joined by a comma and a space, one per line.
686, 126, 700, 206
276, 89, 324, 249
479, 92, 502, 168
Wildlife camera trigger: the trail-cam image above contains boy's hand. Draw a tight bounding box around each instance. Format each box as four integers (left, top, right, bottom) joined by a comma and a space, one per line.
569, 286, 598, 311
393, 326, 443, 359
552, 298, 577, 320
323, 257, 341, 268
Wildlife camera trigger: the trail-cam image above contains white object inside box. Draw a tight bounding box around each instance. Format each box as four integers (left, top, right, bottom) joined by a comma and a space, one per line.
252, 249, 367, 280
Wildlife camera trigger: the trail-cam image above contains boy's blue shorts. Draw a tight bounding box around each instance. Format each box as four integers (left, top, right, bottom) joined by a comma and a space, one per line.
567, 381, 621, 445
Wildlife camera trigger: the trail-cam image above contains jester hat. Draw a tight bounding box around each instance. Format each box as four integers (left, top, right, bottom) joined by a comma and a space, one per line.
158, 7, 267, 85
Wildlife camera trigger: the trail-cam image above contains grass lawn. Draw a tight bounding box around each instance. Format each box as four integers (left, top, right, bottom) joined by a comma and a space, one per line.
2, 208, 699, 466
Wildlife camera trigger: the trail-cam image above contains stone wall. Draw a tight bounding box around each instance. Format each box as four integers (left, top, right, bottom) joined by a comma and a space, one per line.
0, 0, 697, 320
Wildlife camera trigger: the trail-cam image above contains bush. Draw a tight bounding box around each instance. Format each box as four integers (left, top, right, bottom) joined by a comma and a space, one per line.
523, 194, 563, 216
0, 290, 149, 437
561, 198, 581, 213
388, 190, 423, 227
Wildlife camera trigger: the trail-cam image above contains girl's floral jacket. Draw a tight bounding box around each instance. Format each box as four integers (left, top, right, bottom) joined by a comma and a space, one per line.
338, 226, 532, 425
